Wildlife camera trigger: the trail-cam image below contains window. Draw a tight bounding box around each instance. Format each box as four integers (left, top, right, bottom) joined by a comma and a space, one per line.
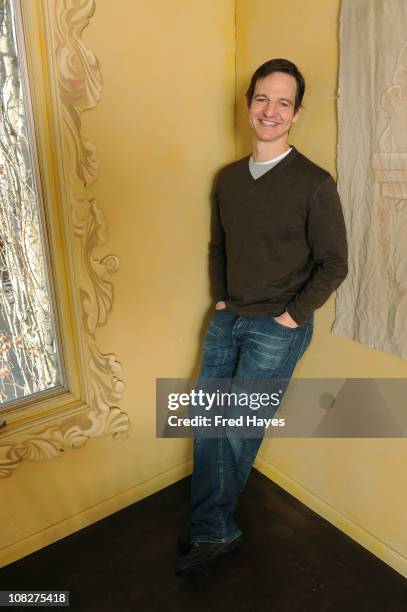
0, 0, 63, 407
0, 0, 127, 476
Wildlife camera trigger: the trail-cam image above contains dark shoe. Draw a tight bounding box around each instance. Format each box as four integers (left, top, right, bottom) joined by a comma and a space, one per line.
174, 535, 242, 576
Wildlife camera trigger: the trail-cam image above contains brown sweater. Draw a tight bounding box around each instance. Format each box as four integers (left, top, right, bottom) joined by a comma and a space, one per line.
209, 146, 348, 326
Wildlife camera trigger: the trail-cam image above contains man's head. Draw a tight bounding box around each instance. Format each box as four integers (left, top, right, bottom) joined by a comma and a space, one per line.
246, 58, 305, 112
246, 59, 305, 150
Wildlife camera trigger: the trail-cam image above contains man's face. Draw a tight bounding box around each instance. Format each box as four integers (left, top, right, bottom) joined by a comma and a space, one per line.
247, 72, 300, 146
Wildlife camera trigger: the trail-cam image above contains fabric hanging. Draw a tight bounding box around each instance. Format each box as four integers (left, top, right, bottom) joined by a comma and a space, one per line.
333, 0, 407, 359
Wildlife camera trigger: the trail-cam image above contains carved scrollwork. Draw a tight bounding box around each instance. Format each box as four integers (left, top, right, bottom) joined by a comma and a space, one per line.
54, 0, 101, 186
372, 39, 407, 335
79, 199, 120, 334
0, 0, 129, 476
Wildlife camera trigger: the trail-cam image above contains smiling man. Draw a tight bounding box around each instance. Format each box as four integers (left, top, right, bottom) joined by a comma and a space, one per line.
175, 59, 348, 576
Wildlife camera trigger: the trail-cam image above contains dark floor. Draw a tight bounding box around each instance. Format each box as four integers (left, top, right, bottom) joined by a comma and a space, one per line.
1, 470, 406, 612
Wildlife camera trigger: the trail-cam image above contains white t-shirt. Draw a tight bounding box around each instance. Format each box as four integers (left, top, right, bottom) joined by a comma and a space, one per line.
249, 147, 292, 179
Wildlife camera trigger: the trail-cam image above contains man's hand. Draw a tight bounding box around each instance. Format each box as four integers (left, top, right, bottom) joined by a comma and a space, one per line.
274, 310, 298, 328
215, 301, 227, 310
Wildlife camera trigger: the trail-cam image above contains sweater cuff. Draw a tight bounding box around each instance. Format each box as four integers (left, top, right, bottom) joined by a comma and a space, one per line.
213, 290, 227, 302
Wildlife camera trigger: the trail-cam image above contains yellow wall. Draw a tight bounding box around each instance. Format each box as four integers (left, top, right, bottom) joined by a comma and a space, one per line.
0, 0, 235, 565
236, 0, 407, 577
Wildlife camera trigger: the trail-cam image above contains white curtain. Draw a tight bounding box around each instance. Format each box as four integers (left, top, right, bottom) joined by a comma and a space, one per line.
333, 0, 407, 359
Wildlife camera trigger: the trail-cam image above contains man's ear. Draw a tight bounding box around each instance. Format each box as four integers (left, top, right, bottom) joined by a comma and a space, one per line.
292, 106, 302, 124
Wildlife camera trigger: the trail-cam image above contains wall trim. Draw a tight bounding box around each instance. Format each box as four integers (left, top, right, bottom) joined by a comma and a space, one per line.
255, 455, 407, 579
0, 460, 192, 568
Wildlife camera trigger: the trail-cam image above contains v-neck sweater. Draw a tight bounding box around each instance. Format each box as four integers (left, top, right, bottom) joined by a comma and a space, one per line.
209, 146, 348, 326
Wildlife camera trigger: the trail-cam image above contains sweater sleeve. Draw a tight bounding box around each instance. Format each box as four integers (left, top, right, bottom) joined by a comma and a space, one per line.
286, 175, 348, 326
209, 186, 227, 302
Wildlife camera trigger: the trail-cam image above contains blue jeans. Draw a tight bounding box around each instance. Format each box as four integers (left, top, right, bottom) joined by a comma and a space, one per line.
188, 308, 313, 543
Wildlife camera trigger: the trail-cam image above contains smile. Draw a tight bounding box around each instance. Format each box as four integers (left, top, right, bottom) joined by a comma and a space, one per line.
260, 120, 279, 126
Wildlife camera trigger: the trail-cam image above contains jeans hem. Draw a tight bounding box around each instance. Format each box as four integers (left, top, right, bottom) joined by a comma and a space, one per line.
189, 530, 242, 544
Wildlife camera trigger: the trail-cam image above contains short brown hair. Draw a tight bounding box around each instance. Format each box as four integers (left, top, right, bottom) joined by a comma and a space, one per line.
246, 58, 305, 113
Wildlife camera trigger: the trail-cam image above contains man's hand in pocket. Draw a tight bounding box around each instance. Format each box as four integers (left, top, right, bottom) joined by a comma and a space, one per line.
274, 310, 298, 328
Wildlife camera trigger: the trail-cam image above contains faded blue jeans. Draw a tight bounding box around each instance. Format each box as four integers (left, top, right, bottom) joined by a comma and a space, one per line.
188, 308, 313, 543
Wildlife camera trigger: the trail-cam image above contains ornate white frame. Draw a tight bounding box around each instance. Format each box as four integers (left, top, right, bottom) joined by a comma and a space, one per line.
0, 0, 129, 477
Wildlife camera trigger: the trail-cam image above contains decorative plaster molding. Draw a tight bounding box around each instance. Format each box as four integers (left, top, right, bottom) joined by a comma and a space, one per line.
372, 39, 407, 333
0, 0, 129, 477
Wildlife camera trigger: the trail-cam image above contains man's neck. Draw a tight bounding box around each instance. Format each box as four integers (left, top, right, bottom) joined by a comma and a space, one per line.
251, 140, 291, 163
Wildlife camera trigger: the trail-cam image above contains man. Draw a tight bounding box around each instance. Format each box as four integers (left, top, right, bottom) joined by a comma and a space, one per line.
175, 59, 348, 576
